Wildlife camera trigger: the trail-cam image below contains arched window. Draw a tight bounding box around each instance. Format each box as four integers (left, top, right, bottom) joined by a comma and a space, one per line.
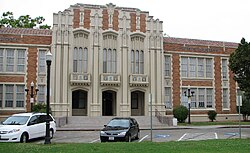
78, 47, 83, 73
131, 50, 135, 73
103, 48, 107, 73
140, 50, 144, 74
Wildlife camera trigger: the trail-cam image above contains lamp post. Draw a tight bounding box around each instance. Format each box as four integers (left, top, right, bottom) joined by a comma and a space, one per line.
25, 81, 39, 112
184, 85, 195, 124
44, 51, 52, 144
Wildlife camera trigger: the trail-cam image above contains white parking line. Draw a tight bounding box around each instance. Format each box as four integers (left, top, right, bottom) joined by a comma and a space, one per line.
178, 133, 187, 141
215, 133, 218, 139
90, 139, 100, 143
139, 135, 149, 142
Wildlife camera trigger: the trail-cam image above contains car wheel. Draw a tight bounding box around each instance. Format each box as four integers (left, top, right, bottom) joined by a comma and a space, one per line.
50, 129, 54, 139
20, 133, 28, 143
135, 131, 140, 140
126, 134, 131, 142
100, 137, 106, 142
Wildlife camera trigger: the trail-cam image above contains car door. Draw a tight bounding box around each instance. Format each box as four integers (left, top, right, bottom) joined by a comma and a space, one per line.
37, 115, 47, 137
27, 115, 40, 139
129, 119, 136, 138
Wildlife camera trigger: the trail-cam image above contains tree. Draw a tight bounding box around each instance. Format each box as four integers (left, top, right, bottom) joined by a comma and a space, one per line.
229, 38, 250, 121
0, 11, 51, 29
229, 38, 250, 93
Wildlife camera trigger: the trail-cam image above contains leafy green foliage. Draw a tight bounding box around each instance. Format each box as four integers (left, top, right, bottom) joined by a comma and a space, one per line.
0, 11, 51, 29
173, 105, 188, 123
33, 103, 51, 113
207, 110, 217, 122
229, 38, 250, 93
237, 92, 250, 121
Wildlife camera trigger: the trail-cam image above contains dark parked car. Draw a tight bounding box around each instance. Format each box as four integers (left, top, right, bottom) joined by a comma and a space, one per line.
100, 117, 140, 142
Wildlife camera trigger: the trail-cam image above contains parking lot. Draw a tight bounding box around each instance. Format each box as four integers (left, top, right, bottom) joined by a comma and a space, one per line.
34, 127, 250, 143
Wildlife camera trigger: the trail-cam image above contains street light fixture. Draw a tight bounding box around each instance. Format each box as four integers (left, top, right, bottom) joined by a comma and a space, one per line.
184, 85, 195, 124
25, 81, 39, 112
44, 51, 52, 144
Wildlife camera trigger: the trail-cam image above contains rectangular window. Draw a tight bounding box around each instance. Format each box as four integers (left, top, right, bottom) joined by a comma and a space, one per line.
73, 48, 78, 73
164, 56, 171, 77
17, 49, 26, 72
0, 49, 3, 72
0, 85, 2, 108
206, 58, 213, 78
181, 87, 214, 109
38, 85, 46, 103
112, 49, 117, 73
164, 87, 172, 109
6, 49, 14, 72
190, 88, 197, 108
5, 85, 14, 107
222, 88, 229, 109
198, 58, 204, 77
78, 48, 83, 73
135, 51, 139, 74
131, 50, 135, 74
38, 50, 46, 73
198, 88, 205, 108
16, 85, 25, 107
83, 48, 88, 73
181, 57, 188, 77
222, 59, 228, 79
139, 51, 144, 74
189, 58, 196, 77
206, 89, 213, 108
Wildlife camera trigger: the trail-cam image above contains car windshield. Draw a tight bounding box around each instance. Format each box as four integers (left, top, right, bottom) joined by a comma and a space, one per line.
107, 119, 130, 128
2, 116, 29, 125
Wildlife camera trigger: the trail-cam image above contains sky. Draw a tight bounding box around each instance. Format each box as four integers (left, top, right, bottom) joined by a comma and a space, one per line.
1, 0, 250, 43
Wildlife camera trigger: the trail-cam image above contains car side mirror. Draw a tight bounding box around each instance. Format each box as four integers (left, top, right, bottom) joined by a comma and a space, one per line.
104, 125, 107, 127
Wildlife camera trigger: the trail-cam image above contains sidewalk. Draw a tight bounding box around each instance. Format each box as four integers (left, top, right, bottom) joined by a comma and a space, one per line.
56, 124, 250, 131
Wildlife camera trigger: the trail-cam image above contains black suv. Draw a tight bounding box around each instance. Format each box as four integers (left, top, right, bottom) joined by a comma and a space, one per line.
100, 117, 140, 142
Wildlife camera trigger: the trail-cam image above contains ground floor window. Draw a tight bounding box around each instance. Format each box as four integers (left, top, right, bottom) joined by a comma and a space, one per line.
0, 84, 25, 108
181, 87, 214, 109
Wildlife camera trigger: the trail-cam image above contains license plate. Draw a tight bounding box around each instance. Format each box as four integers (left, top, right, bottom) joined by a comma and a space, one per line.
109, 137, 114, 140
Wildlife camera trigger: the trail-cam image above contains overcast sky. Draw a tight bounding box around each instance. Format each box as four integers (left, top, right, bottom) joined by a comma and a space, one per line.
1, 0, 249, 43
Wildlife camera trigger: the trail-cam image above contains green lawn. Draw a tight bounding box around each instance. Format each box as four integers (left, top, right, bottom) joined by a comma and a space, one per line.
0, 139, 249, 153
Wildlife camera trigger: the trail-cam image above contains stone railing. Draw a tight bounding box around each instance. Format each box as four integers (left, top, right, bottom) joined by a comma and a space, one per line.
129, 74, 149, 87
100, 74, 121, 86
70, 73, 91, 86
155, 109, 173, 126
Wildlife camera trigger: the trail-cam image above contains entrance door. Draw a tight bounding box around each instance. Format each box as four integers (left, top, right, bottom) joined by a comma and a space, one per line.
131, 91, 145, 116
72, 90, 87, 116
102, 90, 116, 116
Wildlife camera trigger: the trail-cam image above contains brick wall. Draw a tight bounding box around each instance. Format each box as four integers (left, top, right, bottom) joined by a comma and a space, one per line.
84, 9, 91, 29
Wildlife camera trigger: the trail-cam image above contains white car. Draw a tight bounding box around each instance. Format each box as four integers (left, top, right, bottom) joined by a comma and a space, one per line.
0, 112, 56, 143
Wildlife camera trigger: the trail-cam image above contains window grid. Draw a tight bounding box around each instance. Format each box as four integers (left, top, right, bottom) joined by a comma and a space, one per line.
38, 50, 46, 73
103, 48, 117, 73
222, 88, 229, 109
0, 49, 3, 72
164, 55, 171, 77
38, 85, 45, 103
16, 85, 24, 107
181, 88, 214, 109
181, 57, 213, 78
131, 50, 144, 74
73, 47, 88, 73
222, 59, 228, 79
164, 87, 172, 109
6, 49, 14, 72
5, 85, 14, 107
17, 49, 26, 72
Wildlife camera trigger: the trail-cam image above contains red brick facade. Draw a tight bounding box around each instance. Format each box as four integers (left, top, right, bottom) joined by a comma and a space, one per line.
164, 37, 238, 115
0, 28, 52, 113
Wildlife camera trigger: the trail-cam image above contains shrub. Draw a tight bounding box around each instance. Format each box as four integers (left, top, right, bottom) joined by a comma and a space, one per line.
208, 110, 217, 122
173, 105, 188, 123
33, 103, 51, 113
